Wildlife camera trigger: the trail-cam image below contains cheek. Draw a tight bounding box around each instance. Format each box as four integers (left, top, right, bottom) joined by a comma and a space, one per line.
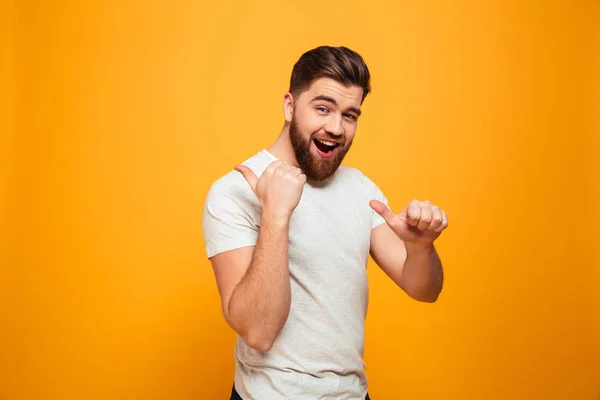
343, 124, 357, 141
295, 111, 323, 134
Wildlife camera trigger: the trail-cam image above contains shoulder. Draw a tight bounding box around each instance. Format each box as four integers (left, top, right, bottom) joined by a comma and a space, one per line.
205, 150, 270, 212
336, 165, 388, 205
337, 165, 380, 193
207, 170, 251, 203
208, 150, 271, 193
202, 151, 270, 258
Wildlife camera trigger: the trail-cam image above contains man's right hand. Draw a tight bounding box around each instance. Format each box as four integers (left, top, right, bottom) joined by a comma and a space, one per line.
234, 161, 306, 219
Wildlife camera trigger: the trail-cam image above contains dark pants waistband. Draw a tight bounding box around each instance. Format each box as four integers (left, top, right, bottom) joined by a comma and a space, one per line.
230, 384, 371, 400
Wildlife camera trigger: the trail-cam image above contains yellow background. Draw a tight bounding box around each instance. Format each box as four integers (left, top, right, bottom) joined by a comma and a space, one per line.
2, 0, 599, 399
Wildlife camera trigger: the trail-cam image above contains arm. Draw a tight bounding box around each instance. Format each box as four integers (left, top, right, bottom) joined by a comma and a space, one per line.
370, 223, 443, 302
208, 160, 306, 352
210, 211, 291, 352
369, 199, 447, 303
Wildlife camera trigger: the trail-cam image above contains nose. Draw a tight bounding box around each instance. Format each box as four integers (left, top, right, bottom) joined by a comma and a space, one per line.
325, 114, 344, 137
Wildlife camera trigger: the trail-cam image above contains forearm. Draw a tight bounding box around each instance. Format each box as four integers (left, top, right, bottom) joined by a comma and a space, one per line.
401, 243, 444, 302
227, 211, 291, 351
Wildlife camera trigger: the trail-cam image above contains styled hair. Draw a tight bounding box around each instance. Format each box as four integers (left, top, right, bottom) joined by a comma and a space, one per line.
289, 46, 371, 103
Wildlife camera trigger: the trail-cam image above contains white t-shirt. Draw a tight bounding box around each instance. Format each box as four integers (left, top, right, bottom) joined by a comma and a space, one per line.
202, 149, 389, 400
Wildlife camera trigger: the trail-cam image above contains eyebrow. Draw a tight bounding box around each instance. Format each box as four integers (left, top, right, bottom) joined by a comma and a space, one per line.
310, 94, 362, 117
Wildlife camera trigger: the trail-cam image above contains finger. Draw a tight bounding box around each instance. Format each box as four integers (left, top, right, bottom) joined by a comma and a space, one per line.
281, 163, 299, 175
434, 209, 448, 232
277, 163, 303, 178
292, 166, 305, 177
406, 200, 421, 227
265, 160, 284, 174
234, 165, 258, 192
272, 161, 293, 177
417, 201, 432, 230
429, 205, 443, 231
369, 200, 396, 226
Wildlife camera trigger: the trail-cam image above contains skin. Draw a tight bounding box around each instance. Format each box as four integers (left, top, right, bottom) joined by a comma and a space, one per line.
209, 77, 447, 352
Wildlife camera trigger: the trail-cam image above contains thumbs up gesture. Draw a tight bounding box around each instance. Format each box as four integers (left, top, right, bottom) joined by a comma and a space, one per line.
235, 161, 307, 220
370, 199, 448, 246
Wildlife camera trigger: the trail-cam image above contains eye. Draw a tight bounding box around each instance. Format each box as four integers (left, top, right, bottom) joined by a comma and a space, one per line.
344, 114, 357, 122
316, 106, 329, 114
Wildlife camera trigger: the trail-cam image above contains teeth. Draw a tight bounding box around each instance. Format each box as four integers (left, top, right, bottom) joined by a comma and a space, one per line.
317, 139, 336, 146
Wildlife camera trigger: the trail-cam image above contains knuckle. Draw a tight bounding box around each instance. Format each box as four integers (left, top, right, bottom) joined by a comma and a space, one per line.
276, 168, 286, 176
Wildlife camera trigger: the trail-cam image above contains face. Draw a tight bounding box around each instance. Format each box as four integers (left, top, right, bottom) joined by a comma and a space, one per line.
286, 77, 363, 182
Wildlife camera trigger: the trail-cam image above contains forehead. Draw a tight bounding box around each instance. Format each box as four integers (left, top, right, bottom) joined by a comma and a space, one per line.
301, 77, 363, 106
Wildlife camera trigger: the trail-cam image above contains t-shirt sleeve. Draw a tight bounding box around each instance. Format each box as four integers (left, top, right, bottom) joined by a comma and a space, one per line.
371, 182, 390, 229
354, 168, 390, 230
202, 178, 260, 259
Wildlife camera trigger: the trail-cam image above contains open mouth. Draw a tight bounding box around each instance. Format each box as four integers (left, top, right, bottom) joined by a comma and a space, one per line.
313, 138, 340, 157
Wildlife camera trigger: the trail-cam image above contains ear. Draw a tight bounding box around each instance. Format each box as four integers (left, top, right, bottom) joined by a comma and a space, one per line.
283, 92, 294, 123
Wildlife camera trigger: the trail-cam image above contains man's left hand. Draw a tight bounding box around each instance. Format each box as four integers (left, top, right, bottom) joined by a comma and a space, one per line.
370, 199, 448, 247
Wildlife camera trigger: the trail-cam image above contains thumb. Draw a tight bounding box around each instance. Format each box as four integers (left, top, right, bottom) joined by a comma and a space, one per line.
369, 200, 396, 226
234, 165, 258, 192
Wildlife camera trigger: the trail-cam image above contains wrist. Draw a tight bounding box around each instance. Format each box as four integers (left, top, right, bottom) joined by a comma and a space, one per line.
262, 207, 292, 225
404, 241, 434, 255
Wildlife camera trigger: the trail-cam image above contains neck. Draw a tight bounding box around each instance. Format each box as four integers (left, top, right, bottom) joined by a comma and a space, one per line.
266, 123, 299, 167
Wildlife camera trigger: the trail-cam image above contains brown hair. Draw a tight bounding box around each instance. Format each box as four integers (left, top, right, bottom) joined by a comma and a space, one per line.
289, 46, 371, 103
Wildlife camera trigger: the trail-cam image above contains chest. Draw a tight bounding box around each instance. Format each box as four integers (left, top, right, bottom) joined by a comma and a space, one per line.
286, 183, 373, 270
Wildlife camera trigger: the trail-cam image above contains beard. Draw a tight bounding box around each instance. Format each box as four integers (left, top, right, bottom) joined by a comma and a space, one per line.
289, 115, 352, 182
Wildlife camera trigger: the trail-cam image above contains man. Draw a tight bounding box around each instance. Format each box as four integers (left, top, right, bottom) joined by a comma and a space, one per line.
202, 45, 448, 400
